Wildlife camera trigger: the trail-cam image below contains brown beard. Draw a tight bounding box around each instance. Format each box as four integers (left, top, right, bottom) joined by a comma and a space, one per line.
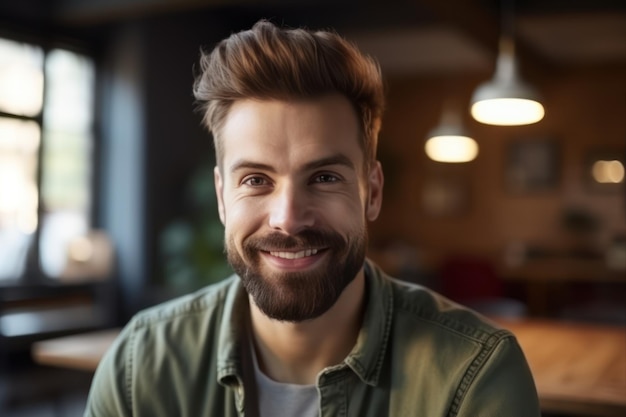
226, 227, 367, 322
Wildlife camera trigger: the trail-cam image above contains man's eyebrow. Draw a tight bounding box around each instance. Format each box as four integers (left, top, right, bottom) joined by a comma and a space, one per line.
229, 154, 356, 174
229, 160, 276, 173
303, 154, 356, 171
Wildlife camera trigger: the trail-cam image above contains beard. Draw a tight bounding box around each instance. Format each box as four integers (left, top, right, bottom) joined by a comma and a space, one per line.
226, 227, 367, 322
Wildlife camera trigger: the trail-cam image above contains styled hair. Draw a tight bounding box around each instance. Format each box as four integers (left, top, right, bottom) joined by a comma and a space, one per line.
193, 20, 384, 171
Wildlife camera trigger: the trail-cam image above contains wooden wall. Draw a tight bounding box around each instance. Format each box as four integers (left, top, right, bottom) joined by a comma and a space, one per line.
369, 65, 626, 271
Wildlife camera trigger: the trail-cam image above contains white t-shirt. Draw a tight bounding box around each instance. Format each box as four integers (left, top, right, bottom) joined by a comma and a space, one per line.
252, 345, 319, 417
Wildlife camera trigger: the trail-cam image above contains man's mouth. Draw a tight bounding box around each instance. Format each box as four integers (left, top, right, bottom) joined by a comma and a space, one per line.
269, 249, 319, 260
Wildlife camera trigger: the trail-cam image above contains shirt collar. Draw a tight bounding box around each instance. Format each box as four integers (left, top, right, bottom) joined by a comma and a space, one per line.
344, 260, 394, 386
217, 276, 250, 385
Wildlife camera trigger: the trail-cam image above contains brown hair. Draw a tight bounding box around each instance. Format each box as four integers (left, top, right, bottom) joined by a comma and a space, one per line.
193, 20, 384, 171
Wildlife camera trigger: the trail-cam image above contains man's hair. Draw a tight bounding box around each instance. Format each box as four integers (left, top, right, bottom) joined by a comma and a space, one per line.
193, 20, 384, 171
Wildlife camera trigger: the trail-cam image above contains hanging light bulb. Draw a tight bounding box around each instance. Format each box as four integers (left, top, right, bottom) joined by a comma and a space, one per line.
470, 0, 544, 126
470, 36, 544, 126
425, 102, 478, 163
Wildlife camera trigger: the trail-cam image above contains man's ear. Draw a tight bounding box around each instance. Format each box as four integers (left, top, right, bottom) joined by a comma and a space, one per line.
214, 166, 226, 225
366, 161, 384, 221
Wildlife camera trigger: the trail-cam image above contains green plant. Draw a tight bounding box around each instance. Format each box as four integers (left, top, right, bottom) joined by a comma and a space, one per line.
160, 161, 232, 293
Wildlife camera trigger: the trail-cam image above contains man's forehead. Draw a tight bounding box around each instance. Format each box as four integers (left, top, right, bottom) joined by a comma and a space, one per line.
219, 95, 364, 171
220, 95, 359, 133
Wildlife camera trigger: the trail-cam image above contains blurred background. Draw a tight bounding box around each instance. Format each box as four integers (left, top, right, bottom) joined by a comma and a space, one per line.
0, 0, 624, 416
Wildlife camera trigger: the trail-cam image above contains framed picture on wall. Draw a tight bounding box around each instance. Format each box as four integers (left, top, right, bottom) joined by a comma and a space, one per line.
505, 138, 560, 193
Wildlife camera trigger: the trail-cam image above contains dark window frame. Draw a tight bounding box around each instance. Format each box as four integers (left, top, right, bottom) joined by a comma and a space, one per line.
0, 24, 100, 288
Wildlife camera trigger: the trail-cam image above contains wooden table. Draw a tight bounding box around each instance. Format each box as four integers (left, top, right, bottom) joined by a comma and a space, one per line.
31, 328, 120, 372
494, 318, 626, 417
32, 320, 626, 416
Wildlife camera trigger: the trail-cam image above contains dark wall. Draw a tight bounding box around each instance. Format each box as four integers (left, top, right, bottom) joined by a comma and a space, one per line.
97, 14, 226, 316
370, 66, 626, 268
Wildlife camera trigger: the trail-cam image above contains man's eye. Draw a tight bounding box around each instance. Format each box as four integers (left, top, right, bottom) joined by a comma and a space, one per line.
313, 174, 339, 183
243, 176, 268, 186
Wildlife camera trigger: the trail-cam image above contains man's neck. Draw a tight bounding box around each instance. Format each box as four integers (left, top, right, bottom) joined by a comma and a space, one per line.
249, 271, 366, 385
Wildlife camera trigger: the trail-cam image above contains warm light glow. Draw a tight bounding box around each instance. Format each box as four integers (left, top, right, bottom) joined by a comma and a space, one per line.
471, 98, 545, 126
0, 65, 44, 116
592, 160, 625, 184
470, 38, 545, 126
68, 235, 94, 262
425, 135, 479, 163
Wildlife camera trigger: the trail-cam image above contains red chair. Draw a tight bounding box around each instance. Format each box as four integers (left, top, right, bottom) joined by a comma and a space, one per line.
438, 256, 527, 319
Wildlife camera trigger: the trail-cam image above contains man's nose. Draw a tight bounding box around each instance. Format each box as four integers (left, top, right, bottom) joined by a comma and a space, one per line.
268, 184, 314, 235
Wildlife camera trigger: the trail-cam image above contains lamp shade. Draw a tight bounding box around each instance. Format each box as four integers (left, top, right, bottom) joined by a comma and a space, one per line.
470, 37, 544, 126
425, 109, 478, 163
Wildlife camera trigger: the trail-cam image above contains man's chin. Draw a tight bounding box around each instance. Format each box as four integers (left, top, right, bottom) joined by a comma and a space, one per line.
243, 267, 348, 322
251, 290, 339, 323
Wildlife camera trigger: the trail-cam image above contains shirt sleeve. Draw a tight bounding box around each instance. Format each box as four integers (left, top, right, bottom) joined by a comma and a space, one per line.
84, 325, 134, 417
456, 335, 541, 417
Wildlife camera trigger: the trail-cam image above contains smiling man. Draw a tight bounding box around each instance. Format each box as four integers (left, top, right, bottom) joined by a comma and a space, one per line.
85, 20, 540, 417
218, 96, 377, 330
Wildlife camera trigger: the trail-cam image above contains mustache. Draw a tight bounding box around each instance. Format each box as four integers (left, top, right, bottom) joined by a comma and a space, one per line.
244, 229, 345, 252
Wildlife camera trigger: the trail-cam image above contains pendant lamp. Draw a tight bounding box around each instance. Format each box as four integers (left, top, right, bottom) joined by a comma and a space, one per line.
470, 1, 544, 126
425, 102, 478, 163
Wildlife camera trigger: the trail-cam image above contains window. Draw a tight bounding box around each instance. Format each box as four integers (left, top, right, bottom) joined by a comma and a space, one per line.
0, 37, 95, 281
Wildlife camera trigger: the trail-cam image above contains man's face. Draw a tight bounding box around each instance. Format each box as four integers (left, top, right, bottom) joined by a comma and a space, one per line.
214, 95, 383, 322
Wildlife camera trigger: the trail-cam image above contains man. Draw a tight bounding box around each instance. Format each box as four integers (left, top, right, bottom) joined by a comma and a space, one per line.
85, 20, 540, 417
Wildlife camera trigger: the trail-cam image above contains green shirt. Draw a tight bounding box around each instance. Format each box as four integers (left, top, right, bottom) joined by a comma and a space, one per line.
85, 260, 540, 417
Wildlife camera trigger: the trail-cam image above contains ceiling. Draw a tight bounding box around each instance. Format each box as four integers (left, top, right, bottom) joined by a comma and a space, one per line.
347, 0, 626, 76
0, 0, 624, 76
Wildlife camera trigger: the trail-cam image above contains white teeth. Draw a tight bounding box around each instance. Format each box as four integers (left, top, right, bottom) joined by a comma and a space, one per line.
270, 249, 319, 259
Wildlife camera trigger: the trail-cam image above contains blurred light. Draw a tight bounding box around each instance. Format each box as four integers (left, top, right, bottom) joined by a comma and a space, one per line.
38, 48, 95, 279
471, 98, 544, 126
0, 161, 39, 232
44, 49, 95, 131
0, 38, 44, 116
425, 103, 478, 163
592, 160, 625, 183
0, 118, 40, 232
68, 235, 94, 262
17, 210, 38, 234
16, 183, 39, 233
425, 135, 479, 163
40, 211, 87, 277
